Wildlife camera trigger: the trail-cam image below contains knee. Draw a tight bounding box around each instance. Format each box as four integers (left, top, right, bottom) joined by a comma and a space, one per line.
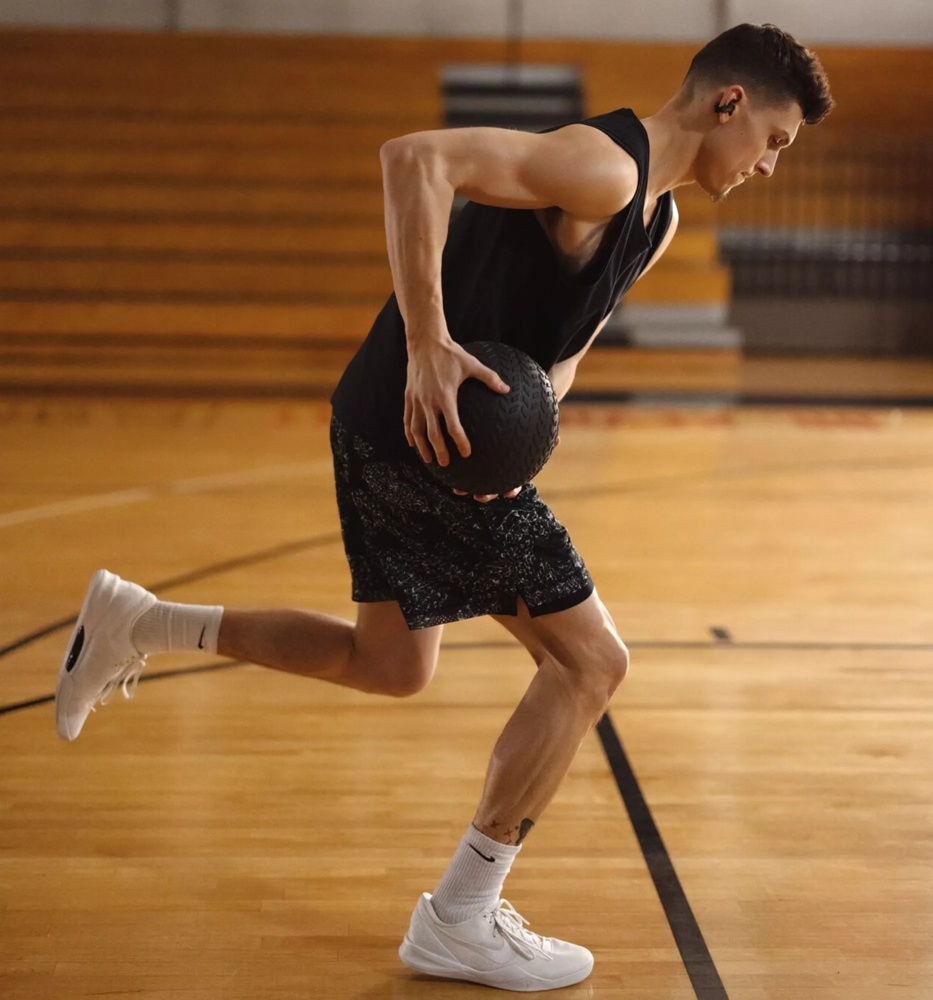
593, 633, 630, 700
607, 636, 630, 690
369, 656, 435, 698
380, 668, 432, 698
552, 630, 629, 712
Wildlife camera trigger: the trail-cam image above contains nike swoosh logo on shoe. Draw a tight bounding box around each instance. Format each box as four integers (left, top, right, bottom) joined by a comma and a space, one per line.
440, 929, 510, 967
65, 626, 85, 673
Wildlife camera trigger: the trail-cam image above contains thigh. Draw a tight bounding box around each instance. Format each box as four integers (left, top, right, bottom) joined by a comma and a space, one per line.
354, 599, 445, 683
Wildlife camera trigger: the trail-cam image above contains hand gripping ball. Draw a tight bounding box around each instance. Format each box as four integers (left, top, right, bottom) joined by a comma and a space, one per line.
428, 341, 560, 496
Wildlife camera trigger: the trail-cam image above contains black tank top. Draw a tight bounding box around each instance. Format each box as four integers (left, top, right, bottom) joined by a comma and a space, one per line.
330, 108, 673, 458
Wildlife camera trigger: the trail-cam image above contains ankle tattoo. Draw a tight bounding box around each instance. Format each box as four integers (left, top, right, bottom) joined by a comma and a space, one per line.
481, 817, 535, 845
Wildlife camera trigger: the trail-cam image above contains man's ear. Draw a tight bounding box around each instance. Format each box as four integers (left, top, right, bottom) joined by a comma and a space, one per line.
714, 86, 745, 121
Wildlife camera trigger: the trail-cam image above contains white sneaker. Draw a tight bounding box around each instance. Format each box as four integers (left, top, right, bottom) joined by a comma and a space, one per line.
399, 893, 594, 992
55, 569, 157, 741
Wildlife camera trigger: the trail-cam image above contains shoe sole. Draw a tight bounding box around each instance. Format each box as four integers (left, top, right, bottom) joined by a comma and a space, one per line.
399, 936, 593, 992
55, 569, 115, 741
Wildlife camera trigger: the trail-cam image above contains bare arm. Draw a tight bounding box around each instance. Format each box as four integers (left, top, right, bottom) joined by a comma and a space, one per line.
548, 316, 613, 402
379, 124, 639, 466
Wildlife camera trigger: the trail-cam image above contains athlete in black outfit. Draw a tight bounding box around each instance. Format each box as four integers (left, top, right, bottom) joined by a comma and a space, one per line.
57, 23, 833, 992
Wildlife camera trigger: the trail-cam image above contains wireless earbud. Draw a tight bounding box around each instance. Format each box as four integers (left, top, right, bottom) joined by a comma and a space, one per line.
714, 100, 736, 115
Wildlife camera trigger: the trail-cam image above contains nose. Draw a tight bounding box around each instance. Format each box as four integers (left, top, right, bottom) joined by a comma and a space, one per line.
757, 151, 779, 178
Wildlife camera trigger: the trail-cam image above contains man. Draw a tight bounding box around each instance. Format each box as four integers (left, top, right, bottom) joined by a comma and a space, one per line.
56, 23, 832, 993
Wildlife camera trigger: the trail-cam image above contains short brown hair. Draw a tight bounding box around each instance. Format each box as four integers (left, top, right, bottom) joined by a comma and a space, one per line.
685, 23, 834, 125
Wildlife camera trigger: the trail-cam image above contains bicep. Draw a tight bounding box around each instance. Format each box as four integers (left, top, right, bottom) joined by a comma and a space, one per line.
383, 124, 638, 221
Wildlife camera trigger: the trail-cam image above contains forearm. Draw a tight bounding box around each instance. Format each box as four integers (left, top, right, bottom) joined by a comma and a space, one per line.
380, 137, 454, 345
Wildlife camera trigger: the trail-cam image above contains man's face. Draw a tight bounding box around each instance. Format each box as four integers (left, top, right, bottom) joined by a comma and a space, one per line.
696, 97, 803, 203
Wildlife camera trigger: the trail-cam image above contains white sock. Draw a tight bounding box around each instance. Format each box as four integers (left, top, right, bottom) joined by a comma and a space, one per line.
430, 825, 521, 924
132, 600, 224, 655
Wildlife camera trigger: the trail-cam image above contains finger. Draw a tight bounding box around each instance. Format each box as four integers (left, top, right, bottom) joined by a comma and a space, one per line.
410, 412, 434, 465
474, 494, 497, 503
413, 429, 433, 465
503, 486, 522, 499
473, 361, 510, 395
425, 412, 449, 467
453, 489, 468, 496
403, 395, 414, 449
443, 405, 472, 459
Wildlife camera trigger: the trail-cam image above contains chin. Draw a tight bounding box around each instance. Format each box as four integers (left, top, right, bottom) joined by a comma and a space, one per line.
695, 168, 729, 203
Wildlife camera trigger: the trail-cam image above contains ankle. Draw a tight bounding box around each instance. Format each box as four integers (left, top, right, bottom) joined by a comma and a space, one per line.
431, 825, 521, 924
132, 601, 224, 655
474, 816, 535, 847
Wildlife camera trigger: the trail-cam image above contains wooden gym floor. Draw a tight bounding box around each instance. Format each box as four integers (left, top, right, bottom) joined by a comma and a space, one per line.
1, 382, 932, 1000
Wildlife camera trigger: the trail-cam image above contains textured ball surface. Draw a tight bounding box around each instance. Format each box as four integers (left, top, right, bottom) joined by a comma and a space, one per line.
428, 341, 560, 496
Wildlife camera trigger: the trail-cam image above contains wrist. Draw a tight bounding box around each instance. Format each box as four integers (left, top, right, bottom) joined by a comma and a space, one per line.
405, 319, 451, 348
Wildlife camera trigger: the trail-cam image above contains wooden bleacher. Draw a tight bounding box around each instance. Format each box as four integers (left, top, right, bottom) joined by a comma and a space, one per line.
0, 30, 929, 394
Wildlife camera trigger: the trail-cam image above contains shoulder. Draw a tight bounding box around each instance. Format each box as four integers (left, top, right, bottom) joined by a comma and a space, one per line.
539, 123, 640, 219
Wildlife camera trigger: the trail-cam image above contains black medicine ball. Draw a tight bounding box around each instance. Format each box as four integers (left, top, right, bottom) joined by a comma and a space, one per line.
428, 341, 560, 496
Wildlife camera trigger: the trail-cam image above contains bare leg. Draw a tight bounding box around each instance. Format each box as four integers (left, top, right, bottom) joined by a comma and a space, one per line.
476, 593, 629, 845
217, 600, 443, 697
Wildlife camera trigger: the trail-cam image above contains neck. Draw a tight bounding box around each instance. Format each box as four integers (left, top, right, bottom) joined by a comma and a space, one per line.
641, 96, 706, 202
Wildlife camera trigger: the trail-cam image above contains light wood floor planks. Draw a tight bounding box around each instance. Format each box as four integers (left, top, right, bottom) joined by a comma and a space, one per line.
1, 392, 932, 1000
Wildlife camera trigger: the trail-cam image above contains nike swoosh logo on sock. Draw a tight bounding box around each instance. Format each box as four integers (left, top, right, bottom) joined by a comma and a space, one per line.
468, 843, 497, 863
197, 625, 206, 650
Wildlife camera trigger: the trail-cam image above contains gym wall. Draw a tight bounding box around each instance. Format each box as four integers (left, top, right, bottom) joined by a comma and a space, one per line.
0, 0, 931, 45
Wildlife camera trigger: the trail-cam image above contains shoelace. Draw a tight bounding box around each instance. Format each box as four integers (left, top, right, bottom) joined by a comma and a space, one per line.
491, 900, 554, 962
96, 655, 148, 708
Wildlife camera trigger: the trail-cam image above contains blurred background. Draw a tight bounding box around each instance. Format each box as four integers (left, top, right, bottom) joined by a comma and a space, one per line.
0, 0, 930, 400
2, 12, 931, 997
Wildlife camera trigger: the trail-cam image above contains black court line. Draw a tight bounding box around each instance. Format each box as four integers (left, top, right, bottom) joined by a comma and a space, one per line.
596, 712, 730, 1000
445, 637, 933, 652
4, 446, 933, 661
0, 651, 733, 999
1, 617, 919, 1000
6, 630, 933, 720
0, 660, 246, 718
7, 621, 932, 666
0, 533, 341, 662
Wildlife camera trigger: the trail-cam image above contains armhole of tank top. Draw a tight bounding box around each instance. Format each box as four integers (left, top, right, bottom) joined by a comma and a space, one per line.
643, 193, 675, 262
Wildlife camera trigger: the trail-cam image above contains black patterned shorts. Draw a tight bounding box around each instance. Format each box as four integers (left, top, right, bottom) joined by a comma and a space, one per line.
331, 415, 594, 630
